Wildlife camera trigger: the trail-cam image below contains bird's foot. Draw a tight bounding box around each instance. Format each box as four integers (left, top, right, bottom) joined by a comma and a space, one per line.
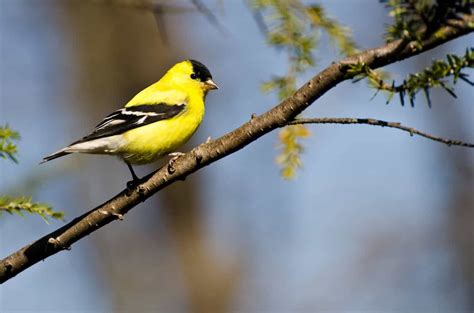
167, 152, 185, 174
125, 161, 141, 195
125, 179, 147, 200
125, 178, 140, 196
168, 152, 185, 160
126, 179, 138, 189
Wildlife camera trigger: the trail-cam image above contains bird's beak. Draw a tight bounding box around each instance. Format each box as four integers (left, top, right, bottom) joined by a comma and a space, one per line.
204, 79, 219, 90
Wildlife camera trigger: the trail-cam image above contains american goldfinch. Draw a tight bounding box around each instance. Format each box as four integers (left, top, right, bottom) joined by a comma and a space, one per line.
42, 60, 218, 181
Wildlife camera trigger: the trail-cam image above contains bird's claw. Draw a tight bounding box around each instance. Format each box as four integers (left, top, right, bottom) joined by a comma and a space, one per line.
125, 180, 147, 200
168, 152, 185, 161
125, 179, 139, 196
137, 185, 147, 200
167, 152, 185, 174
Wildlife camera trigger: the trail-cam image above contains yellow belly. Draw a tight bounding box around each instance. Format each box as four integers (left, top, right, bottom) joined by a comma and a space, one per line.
118, 108, 204, 164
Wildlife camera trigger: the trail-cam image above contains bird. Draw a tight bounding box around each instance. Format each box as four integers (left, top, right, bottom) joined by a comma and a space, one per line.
41, 60, 218, 183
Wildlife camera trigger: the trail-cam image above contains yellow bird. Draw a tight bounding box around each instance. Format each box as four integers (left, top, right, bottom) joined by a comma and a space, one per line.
42, 60, 218, 182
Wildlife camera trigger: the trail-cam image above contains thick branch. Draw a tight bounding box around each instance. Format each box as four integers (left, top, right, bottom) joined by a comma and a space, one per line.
288, 118, 474, 147
1, 13, 472, 284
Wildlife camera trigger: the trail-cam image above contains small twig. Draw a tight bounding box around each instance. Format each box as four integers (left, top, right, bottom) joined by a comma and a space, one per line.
90, 0, 194, 13
288, 117, 474, 147
151, 4, 168, 43
251, 8, 269, 35
190, 0, 227, 34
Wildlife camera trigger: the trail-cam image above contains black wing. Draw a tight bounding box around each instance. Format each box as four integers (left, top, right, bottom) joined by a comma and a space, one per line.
72, 103, 186, 144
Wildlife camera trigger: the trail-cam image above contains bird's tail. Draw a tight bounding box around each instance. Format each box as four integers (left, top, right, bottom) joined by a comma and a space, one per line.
40, 149, 70, 164
41, 137, 120, 164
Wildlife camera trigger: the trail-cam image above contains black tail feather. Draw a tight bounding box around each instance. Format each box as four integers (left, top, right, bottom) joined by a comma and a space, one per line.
40, 151, 70, 164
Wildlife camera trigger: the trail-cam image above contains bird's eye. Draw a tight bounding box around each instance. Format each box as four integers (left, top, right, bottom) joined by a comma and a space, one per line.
190, 73, 197, 80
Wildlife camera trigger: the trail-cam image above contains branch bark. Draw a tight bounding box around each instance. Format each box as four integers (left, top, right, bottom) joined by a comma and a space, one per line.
1, 13, 472, 284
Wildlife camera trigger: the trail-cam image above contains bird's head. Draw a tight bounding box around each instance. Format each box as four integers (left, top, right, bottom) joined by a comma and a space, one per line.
165, 60, 219, 93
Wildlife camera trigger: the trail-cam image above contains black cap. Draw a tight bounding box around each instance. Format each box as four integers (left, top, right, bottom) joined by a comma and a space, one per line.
189, 60, 213, 81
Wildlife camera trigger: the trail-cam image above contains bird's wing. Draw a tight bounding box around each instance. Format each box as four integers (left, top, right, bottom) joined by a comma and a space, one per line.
72, 103, 186, 144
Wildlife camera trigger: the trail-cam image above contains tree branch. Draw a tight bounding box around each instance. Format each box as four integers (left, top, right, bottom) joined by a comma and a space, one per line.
288, 118, 474, 147
1, 13, 472, 284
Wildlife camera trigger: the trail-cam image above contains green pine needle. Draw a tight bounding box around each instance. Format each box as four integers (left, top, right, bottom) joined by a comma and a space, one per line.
0, 196, 64, 224
381, 0, 473, 42
350, 48, 473, 107
0, 125, 20, 163
252, 0, 357, 179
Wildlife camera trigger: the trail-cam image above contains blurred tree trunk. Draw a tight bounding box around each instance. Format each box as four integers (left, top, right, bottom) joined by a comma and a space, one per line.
430, 47, 474, 308
446, 148, 474, 307
436, 104, 474, 307
161, 180, 239, 313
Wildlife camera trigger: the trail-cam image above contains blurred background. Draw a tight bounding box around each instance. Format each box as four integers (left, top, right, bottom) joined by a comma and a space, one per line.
1, 0, 473, 312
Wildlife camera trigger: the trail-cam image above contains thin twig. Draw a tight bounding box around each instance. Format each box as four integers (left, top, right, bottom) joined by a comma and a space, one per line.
251, 8, 269, 35
89, 0, 195, 14
190, 0, 227, 34
288, 118, 474, 147
151, 4, 168, 43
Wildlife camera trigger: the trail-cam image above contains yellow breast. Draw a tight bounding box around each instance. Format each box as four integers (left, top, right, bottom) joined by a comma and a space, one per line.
118, 85, 206, 164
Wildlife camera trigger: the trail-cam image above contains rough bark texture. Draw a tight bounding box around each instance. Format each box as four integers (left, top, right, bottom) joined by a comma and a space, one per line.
1, 13, 472, 284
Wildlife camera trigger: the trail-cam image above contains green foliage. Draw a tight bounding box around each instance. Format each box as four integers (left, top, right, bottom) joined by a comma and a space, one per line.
381, 0, 473, 42
275, 124, 311, 179
261, 76, 296, 100
0, 125, 20, 163
349, 48, 474, 107
305, 5, 358, 57
252, 0, 357, 179
255, 0, 472, 178
0, 196, 64, 223
349, 2, 473, 107
1, 125, 63, 223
